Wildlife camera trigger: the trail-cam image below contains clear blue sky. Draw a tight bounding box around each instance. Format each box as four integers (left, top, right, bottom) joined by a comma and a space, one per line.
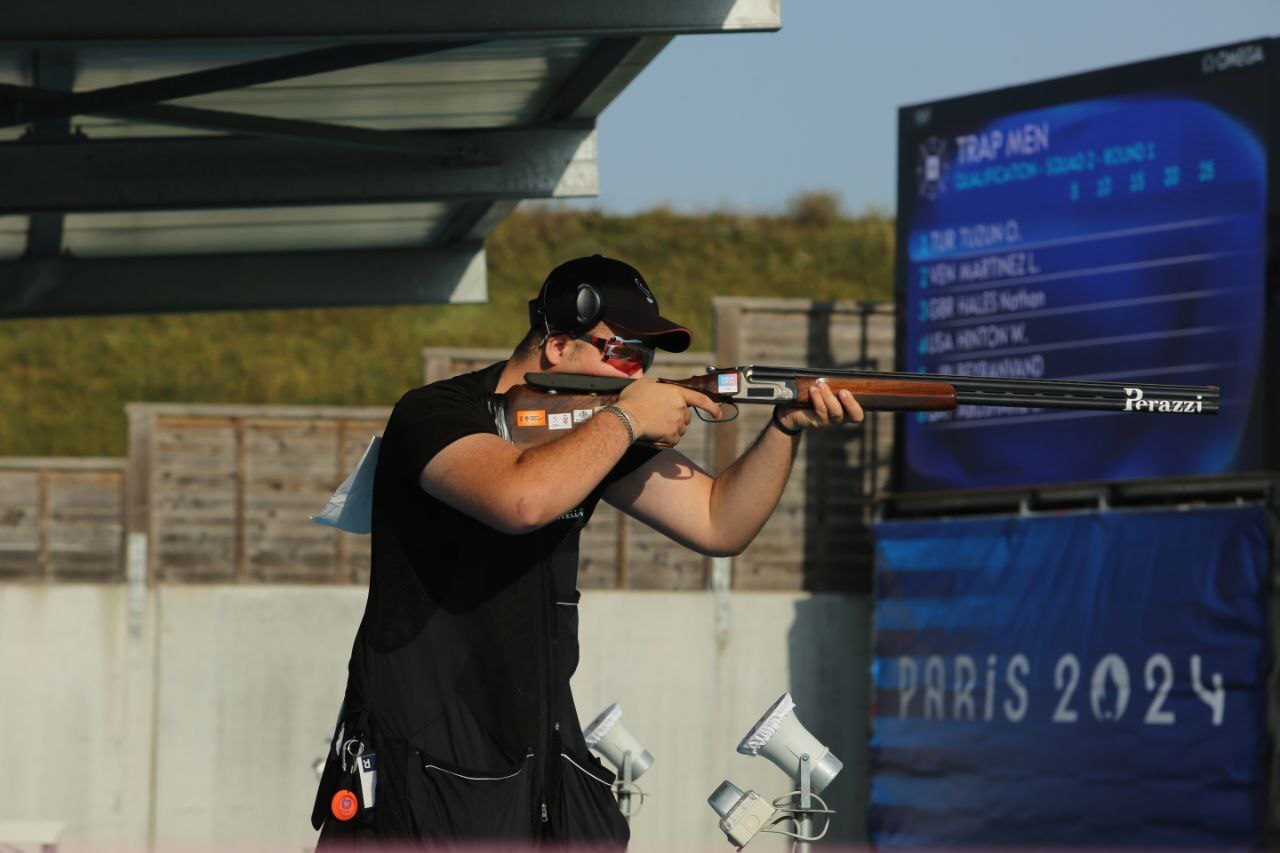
566, 0, 1280, 216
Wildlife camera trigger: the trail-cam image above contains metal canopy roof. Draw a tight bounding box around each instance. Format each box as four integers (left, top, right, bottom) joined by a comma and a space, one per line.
0, 1, 780, 318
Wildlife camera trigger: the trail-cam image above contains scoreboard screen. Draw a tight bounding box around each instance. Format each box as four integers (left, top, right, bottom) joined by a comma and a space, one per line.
895, 41, 1274, 492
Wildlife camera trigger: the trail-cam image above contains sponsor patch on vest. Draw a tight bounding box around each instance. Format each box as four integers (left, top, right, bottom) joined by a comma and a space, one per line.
516, 410, 547, 427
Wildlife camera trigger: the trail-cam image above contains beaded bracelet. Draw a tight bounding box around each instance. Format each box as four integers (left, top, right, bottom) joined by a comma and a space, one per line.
600, 405, 635, 444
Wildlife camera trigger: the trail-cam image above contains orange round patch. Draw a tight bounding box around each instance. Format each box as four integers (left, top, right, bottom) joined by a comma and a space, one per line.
330, 789, 359, 821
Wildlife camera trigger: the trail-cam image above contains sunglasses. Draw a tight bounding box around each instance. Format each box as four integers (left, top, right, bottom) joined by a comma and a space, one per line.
575, 334, 656, 375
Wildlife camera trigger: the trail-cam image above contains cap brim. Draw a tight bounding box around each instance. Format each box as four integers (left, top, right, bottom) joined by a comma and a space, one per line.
606, 311, 692, 353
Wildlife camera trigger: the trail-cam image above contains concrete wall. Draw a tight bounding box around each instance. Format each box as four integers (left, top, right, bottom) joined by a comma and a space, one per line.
1, 585, 155, 846
0, 584, 869, 850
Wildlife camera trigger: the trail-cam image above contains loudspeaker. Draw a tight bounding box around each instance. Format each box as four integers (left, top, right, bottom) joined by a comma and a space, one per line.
736, 693, 842, 794
583, 703, 654, 780
708, 780, 747, 819
707, 780, 775, 848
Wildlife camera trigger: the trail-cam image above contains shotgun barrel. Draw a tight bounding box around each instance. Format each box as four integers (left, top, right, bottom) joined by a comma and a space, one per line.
524, 366, 1220, 415
742, 365, 1219, 414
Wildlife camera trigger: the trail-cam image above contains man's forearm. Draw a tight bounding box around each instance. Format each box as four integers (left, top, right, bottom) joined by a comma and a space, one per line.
507, 410, 635, 528
424, 406, 634, 535
705, 421, 801, 554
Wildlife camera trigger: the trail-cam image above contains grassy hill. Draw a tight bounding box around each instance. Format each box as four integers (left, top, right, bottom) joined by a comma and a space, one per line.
2, 198, 894, 457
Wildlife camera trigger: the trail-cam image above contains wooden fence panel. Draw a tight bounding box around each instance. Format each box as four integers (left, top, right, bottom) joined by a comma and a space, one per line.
0, 459, 124, 581
0, 470, 39, 579
49, 469, 126, 581
129, 405, 387, 584
713, 298, 895, 594
152, 417, 239, 582
244, 420, 346, 583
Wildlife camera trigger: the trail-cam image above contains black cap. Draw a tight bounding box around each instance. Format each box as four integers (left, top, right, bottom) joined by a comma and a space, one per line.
529, 255, 692, 353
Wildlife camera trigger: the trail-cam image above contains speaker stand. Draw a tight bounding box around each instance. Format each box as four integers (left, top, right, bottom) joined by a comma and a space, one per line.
795, 753, 815, 852
617, 749, 637, 823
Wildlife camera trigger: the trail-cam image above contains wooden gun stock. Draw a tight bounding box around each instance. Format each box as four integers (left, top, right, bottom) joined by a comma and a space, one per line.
501, 384, 620, 434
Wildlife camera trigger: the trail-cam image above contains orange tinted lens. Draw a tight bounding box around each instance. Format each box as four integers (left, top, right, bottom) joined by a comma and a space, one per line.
608, 356, 644, 376
604, 340, 655, 372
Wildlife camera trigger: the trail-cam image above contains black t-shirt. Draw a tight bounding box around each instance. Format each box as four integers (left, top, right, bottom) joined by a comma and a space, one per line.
338, 361, 655, 838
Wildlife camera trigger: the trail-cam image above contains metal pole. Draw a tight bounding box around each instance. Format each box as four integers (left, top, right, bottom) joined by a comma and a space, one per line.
796, 753, 813, 853
619, 749, 634, 823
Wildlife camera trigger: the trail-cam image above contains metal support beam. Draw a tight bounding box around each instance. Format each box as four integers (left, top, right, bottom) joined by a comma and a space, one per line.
0, 83, 501, 160
2, 1, 781, 43
536, 36, 674, 122
0, 127, 597, 213
435, 200, 519, 245
0, 244, 487, 318
434, 37, 666, 249
23, 51, 76, 258
435, 35, 673, 250
0, 41, 479, 129
536, 38, 644, 121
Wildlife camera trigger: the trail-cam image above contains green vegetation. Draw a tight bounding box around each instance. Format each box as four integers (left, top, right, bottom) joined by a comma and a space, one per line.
1, 197, 894, 457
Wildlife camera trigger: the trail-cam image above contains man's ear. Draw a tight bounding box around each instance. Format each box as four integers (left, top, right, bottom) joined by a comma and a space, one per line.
543, 333, 572, 367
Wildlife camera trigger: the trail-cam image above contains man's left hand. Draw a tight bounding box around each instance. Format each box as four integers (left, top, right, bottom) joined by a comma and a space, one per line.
775, 378, 865, 433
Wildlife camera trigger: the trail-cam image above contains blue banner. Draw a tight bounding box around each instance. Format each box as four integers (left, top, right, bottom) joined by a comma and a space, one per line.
871, 506, 1271, 847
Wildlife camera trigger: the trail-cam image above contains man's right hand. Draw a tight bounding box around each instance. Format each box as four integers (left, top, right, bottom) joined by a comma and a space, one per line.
616, 380, 721, 446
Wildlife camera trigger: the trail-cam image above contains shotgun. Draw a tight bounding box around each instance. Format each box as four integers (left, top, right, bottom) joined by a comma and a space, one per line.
495, 365, 1219, 448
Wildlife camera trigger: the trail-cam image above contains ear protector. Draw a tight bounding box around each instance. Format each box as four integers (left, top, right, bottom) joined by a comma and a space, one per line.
528, 280, 603, 337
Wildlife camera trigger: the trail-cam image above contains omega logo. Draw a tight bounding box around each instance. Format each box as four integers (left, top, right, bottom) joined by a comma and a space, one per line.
1201, 44, 1264, 74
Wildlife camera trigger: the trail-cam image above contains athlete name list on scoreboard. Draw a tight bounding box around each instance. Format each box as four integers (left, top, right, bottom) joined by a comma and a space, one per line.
904, 105, 1253, 427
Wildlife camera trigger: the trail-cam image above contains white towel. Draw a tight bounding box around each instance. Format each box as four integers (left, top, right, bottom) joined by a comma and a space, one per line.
311, 435, 380, 534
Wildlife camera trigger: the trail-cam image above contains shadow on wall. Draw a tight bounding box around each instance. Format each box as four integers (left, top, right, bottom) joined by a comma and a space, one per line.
787, 595, 872, 845
801, 300, 880, 595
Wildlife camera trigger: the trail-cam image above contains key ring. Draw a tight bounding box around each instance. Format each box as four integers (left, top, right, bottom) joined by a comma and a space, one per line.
341, 738, 365, 772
